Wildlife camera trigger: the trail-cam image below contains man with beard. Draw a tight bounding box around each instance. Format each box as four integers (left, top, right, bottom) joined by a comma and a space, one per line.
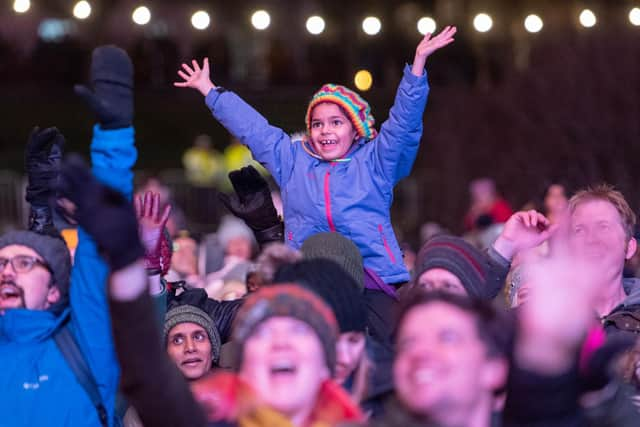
0, 45, 137, 426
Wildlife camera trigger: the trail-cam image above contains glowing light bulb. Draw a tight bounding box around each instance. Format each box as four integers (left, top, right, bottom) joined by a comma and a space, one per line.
251, 10, 271, 30
191, 11, 210, 30
417, 16, 436, 35
306, 16, 325, 35
13, 0, 30, 14
362, 16, 381, 35
524, 14, 543, 33
473, 13, 493, 33
132, 6, 151, 26
579, 9, 596, 28
73, 1, 92, 20
629, 8, 640, 26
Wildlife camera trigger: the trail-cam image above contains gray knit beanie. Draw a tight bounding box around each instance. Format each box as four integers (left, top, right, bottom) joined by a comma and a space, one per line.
164, 304, 221, 365
300, 232, 364, 291
0, 230, 71, 297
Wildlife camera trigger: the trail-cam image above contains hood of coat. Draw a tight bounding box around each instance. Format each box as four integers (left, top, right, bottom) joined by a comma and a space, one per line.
0, 306, 69, 343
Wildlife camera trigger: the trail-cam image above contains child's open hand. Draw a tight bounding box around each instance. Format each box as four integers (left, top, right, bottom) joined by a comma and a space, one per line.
411, 25, 457, 76
174, 58, 216, 97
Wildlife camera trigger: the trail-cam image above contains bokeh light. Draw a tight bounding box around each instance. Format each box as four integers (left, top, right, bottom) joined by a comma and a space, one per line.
354, 70, 373, 91
473, 13, 493, 33
629, 8, 640, 26
191, 10, 210, 30
132, 6, 151, 26
251, 10, 271, 30
579, 9, 596, 28
13, 0, 30, 14
524, 14, 543, 33
73, 1, 92, 20
306, 16, 325, 35
417, 16, 436, 35
362, 16, 382, 35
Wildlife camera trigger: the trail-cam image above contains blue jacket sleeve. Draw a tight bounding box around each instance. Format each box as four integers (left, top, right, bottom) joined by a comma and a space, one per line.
204, 89, 295, 187
90, 125, 137, 200
69, 124, 137, 426
371, 64, 429, 186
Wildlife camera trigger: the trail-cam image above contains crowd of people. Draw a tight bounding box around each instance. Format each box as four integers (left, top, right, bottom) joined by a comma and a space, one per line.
2, 25, 640, 427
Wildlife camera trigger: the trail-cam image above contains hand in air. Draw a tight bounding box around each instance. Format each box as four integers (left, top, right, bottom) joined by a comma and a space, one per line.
174, 58, 216, 97
411, 25, 457, 76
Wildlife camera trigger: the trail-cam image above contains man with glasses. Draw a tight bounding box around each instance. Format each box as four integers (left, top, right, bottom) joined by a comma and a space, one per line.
0, 236, 67, 312
0, 45, 137, 427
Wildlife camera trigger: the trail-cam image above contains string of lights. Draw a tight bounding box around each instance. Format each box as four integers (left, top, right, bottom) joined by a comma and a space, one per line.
10, 1, 640, 34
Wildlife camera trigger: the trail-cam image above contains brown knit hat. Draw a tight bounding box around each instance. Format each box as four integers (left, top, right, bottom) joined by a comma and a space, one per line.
232, 283, 339, 375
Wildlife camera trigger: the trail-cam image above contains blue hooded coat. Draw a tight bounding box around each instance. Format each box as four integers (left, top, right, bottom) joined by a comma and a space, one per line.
0, 125, 136, 426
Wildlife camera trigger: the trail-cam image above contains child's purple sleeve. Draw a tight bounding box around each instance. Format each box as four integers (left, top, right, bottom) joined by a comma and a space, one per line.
204, 89, 295, 187
371, 64, 429, 185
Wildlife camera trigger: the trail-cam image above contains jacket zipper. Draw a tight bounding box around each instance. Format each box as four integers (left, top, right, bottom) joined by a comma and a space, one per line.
324, 169, 337, 232
378, 224, 396, 264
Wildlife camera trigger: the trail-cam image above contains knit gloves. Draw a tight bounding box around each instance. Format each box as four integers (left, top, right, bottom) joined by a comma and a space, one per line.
74, 45, 134, 129
25, 127, 65, 236
218, 166, 283, 246
135, 191, 173, 275
58, 155, 144, 270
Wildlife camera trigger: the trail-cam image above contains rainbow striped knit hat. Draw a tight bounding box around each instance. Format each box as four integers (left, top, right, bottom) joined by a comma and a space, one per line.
305, 84, 378, 140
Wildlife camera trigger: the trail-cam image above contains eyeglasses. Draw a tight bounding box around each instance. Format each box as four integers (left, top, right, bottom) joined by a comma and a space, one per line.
0, 255, 51, 274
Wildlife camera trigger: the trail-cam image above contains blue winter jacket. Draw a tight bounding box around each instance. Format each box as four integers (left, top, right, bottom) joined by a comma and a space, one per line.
0, 125, 136, 426
205, 65, 429, 284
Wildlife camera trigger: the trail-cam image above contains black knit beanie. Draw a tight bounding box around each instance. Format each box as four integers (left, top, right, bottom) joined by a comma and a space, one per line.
274, 259, 367, 333
164, 304, 221, 365
300, 232, 364, 291
414, 235, 496, 300
0, 230, 71, 300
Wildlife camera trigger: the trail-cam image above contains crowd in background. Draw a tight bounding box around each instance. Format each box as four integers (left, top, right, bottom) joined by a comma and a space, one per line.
2, 34, 640, 427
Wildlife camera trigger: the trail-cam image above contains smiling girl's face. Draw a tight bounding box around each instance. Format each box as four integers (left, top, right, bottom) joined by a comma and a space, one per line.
309, 102, 358, 161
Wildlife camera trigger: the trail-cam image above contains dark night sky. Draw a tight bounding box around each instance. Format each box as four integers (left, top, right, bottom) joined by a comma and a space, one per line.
1, 0, 639, 235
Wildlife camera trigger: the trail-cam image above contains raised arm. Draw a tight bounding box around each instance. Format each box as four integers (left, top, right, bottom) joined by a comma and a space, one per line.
219, 166, 284, 248
67, 45, 137, 424
174, 58, 295, 186
411, 26, 456, 77
373, 26, 456, 185
59, 157, 206, 427
24, 127, 65, 237
491, 210, 559, 262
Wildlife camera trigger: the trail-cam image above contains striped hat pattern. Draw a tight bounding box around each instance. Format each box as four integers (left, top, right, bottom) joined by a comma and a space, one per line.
232, 283, 339, 375
414, 235, 496, 300
305, 84, 378, 141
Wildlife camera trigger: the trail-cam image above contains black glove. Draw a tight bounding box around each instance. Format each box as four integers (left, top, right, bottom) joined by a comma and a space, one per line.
58, 154, 144, 270
25, 127, 64, 206
74, 45, 133, 129
25, 127, 65, 236
218, 166, 283, 245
